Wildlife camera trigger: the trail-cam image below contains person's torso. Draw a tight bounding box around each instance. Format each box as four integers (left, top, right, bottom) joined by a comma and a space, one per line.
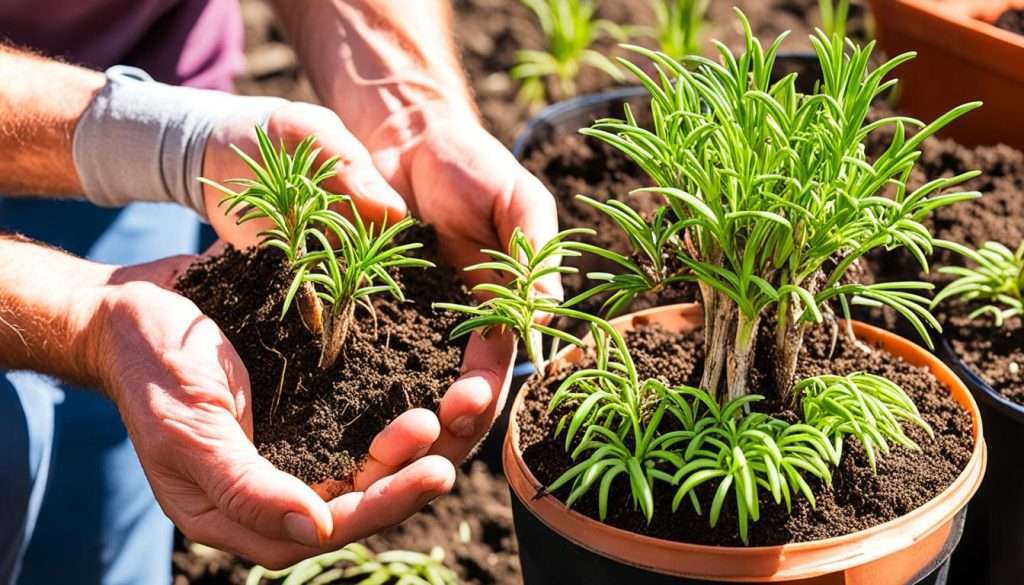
0, 0, 244, 91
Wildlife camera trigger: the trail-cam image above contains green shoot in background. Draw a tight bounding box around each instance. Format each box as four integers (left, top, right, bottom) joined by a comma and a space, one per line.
512, 0, 625, 104
933, 240, 1024, 327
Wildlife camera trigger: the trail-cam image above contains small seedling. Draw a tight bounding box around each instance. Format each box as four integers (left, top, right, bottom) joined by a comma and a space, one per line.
296, 205, 433, 368
201, 126, 343, 334
512, 0, 625, 104
245, 543, 457, 585
796, 372, 932, 471
639, 0, 709, 61
434, 228, 595, 371
819, 0, 851, 40
933, 240, 1024, 326
205, 128, 433, 370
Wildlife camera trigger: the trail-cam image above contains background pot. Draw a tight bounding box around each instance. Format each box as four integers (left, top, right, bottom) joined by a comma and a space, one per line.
868, 0, 1024, 150
504, 303, 986, 584
937, 338, 1024, 585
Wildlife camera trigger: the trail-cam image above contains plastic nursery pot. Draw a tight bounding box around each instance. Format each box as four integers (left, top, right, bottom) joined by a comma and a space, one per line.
503, 303, 987, 584
936, 338, 1024, 585
868, 0, 1024, 150
510, 53, 822, 162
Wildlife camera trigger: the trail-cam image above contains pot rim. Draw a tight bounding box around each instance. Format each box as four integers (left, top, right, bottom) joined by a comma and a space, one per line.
510, 52, 821, 161
504, 302, 987, 581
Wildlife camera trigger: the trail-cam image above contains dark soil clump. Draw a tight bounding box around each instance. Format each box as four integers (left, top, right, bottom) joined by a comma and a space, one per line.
994, 8, 1024, 35
518, 323, 974, 546
175, 225, 469, 486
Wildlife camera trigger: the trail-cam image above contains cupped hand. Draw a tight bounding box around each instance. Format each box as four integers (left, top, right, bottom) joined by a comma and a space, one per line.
89, 255, 454, 568
365, 112, 560, 463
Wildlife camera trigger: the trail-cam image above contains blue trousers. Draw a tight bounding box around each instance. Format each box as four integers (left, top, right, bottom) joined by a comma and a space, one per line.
0, 199, 200, 584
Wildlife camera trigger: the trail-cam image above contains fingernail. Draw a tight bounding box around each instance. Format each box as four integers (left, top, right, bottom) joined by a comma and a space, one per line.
450, 415, 476, 438
284, 512, 321, 547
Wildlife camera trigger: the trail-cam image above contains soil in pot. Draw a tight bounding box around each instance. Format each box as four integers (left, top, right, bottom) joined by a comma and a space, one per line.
517, 323, 974, 547
171, 460, 523, 585
175, 225, 469, 487
943, 310, 1024, 406
995, 8, 1024, 35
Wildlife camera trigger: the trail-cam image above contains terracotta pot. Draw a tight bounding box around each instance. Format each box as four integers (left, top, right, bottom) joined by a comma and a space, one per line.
868, 0, 1024, 149
504, 303, 987, 583
937, 338, 1024, 585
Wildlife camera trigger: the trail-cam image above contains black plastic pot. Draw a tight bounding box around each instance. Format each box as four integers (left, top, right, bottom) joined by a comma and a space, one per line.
939, 339, 1024, 585
511, 53, 822, 161
511, 491, 964, 585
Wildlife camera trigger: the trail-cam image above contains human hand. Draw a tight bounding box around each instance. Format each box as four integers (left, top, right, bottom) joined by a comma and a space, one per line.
86, 255, 455, 568
201, 101, 409, 248
364, 112, 560, 463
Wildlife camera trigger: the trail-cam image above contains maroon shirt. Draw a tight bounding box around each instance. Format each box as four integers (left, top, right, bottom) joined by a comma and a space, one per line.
0, 0, 244, 91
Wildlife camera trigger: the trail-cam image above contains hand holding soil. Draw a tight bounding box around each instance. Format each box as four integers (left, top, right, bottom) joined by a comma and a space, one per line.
359, 111, 559, 463
92, 254, 457, 569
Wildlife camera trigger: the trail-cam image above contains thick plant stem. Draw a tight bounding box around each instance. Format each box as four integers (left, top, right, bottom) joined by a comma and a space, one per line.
725, 314, 760, 403
773, 307, 805, 406
699, 286, 736, 401
525, 327, 545, 375
699, 286, 760, 402
319, 298, 355, 370
297, 283, 324, 336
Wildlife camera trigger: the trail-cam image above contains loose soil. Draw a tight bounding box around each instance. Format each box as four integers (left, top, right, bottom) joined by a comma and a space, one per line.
517, 323, 974, 546
172, 461, 522, 585
944, 310, 1024, 405
994, 8, 1024, 35
175, 225, 469, 486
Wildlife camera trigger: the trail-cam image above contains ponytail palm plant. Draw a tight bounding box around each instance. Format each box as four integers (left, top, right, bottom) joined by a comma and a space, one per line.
578, 11, 981, 402
204, 128, 433, 370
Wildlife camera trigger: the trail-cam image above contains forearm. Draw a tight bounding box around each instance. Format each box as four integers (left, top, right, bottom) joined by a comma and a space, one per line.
0, 46, 104, 196
0, 235, 115, 388
274, 0, 477, 143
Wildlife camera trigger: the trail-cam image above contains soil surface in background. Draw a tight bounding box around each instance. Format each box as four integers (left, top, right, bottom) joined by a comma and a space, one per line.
945, 312, 1024, 405
175, 225, 468, 486
518, 323, 974, 546
995, 8, 1024, 35
172, 462, 520, 585
457, 0, 866, 146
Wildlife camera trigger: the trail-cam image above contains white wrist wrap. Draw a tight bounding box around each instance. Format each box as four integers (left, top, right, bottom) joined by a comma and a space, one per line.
73, 66, 286, 220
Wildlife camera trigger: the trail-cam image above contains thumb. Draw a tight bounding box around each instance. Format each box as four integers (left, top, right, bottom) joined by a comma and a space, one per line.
195, 424, 335, 547
497, 163, 563, 303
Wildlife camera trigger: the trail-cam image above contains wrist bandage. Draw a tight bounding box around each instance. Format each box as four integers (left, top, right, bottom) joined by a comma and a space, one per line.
73, 66, 286, 220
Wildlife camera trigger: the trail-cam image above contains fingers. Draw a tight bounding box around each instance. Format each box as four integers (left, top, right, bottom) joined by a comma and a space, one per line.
431, 330, 516, 463
194, 425, 334, 548
106, 254, 198, 288
354, 408, 439, 490
325, 455, 455, 547
267, 103, 409, 226
184, 456, 454, 570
